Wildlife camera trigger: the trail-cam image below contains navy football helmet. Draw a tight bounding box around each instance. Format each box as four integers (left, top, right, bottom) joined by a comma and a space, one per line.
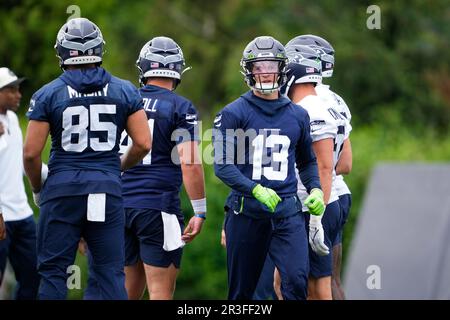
240, 36, 288, 95
136, 36, 188, 89
281, 44, 322, 97
55, 18, 105, 68
286, 35, 334, 77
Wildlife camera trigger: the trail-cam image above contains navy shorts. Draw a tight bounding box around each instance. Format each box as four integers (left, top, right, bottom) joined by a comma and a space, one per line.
124, 208, 184, 268
305, 200, 342, 278
334, 194, 352, 245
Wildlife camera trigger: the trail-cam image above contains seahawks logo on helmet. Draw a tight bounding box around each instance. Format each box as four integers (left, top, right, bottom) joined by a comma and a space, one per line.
286, 34, 335, 78
280, 44, 322, 97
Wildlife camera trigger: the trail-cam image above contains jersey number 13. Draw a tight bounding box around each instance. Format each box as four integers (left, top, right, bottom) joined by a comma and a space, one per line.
252, 134, 290, 181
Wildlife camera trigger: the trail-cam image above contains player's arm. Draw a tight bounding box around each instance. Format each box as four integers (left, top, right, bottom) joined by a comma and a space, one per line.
336, 100, 352, 175
23, 120, 49, 193
121, 109, 152, 171
297, 117, 330, 255
213, 110, 281, 211
220, 228, 226, 247
213, 111, 257, 195
179, 141, 205, 202
0, 214, 5, 240
336, 138, 352, 175
295, 115, 321, 194
295, 114, 325, 216
312, 138, 334, 205
214, 160, 257, 194
178, 141, 206, 243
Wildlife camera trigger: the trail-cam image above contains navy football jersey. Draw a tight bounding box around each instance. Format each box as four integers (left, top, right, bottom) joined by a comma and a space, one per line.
26, 67, 142, 202
213, 91, 320, 199
120, 85, 200, 216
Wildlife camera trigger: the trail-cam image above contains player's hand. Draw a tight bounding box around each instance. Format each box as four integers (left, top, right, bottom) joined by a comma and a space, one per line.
33, 191, 41, 208
305, 188, 325, 216
182, 215, 205, 243
220, 229, 226, 248
309, 215, 329, 256
0, 214, 6, 241
0, 123, 4, 137
252, 184, 282, 213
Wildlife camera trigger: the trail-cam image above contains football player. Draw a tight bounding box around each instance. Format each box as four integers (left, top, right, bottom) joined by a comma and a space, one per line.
279, 41, 347, 300
213, 36, 324, 300
23, 18, 151, 299
117, 37, 205, 300
292, 35, 353, 300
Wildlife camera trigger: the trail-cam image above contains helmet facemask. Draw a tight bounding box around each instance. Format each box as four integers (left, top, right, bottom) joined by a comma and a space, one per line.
242, 59, 287, 95
319, 51, 334, 78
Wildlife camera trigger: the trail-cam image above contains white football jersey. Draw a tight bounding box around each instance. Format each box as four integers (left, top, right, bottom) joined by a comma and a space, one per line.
316, 83, 352, 196
295, 94, 346, 211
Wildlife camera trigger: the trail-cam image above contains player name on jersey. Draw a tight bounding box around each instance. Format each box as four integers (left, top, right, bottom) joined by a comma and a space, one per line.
67, 83, 109, 98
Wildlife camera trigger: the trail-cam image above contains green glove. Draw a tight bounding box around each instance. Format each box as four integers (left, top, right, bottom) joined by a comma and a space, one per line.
304, 188, 325, 216
252, 184, 282, 213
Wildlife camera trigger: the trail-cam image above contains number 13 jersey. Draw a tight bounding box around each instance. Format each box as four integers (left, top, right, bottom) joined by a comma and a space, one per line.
213, 90, 320, 198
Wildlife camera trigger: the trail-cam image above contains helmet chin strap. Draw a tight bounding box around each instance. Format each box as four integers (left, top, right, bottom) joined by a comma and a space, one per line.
258, 88, 278, 95
255, 82, 279, 95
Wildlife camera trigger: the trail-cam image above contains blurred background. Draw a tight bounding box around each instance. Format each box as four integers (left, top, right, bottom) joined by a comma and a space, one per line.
1, 0, 449, 299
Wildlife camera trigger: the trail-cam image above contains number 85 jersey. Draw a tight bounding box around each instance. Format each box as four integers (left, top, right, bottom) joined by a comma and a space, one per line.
26, 67, 143, 200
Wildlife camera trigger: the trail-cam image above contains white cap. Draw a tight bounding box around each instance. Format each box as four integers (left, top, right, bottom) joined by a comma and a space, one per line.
0, 67, 25, 90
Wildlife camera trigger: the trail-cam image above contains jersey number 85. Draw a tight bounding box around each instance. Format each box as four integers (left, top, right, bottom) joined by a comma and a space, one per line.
62, 104, 117, 152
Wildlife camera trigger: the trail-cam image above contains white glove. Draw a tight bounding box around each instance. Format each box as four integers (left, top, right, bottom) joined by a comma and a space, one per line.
41, 163, 49, 185
309, 215, 329, 256
32, 163, 48, 208
33, 192, 41, 208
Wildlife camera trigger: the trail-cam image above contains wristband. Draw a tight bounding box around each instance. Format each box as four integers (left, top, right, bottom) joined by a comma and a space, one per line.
194, 213, 206, 220
191, 198, 206, 214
